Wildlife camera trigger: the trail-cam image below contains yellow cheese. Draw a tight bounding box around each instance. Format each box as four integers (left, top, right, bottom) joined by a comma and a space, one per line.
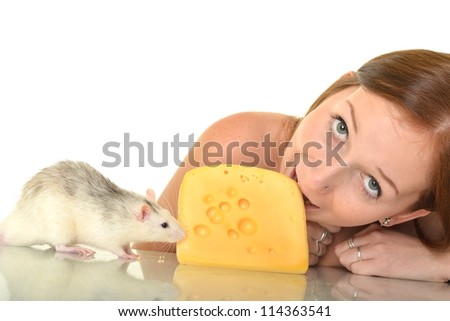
177, 165, 308, 274
173, 264, 307, 300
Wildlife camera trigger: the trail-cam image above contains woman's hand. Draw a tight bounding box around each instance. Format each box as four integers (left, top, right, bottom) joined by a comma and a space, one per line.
335, 223, 449, 282
307, 222, 333, 266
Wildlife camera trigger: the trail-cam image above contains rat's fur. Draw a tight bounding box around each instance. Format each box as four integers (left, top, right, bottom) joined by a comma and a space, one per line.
0, 160, 185, 259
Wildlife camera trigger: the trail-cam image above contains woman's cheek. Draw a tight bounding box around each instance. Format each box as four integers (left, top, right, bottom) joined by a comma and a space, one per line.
330, 189, 363, 226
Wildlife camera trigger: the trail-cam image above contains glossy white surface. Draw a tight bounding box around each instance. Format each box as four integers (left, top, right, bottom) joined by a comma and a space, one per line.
0, 245, 449, 301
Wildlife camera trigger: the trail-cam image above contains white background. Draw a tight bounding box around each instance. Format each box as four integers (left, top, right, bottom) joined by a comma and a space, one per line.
1, 0, 449, 220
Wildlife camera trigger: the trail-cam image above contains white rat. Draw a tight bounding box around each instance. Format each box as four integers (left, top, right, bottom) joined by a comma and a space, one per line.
0, 160, 185, 260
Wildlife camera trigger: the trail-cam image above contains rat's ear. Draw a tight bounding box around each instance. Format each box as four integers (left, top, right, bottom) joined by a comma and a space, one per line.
339, 71, 356, 80
146, 188, 156, 202
137, 204, 152, 222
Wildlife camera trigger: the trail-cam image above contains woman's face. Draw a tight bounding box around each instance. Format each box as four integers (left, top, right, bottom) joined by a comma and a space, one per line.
281, 86, 432, 230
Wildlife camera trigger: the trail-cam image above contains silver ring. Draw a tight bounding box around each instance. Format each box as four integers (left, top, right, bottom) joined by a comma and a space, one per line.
356, 247, 362, 261
347, 236, 356, 249
315, 241, 323, 256
316, 227, 329, 243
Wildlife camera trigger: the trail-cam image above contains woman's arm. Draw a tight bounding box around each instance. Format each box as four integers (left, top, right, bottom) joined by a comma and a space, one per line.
321, 209, 449, 282
333, 223, 450, 282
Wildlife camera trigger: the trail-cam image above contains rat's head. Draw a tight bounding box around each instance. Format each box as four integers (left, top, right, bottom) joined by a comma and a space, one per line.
132, 200, 186, 243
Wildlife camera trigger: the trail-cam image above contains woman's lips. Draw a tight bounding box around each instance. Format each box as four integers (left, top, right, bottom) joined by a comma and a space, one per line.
302, 192, 320, 210
289, 169, 320, 210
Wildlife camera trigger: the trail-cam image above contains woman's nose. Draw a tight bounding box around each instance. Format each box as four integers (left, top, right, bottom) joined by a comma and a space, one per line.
309, 162, 343, 194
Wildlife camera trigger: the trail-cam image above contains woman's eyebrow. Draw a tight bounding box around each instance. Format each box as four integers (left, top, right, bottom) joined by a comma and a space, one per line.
377, 167, 399, 195
346, 100, 358, 133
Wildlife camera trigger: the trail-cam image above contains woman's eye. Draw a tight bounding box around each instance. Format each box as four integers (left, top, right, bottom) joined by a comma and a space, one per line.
331, 117, 348, 140
363, 175, 382, 198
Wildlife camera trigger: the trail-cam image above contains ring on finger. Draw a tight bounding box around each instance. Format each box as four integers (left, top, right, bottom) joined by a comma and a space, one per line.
356, 247, 363, 261
347, 236, 356, 249
315, 241, 323, 256
316, 227, 329, 243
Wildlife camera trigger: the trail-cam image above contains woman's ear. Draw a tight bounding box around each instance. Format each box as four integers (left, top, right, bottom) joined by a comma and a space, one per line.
388, 209, 431, 226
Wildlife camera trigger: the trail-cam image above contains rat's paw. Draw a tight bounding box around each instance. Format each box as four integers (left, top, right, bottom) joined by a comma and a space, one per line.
54, 244, 96, 257
117, 244, 140, 261
118, 253, 141, 261
54, 251, 95, 261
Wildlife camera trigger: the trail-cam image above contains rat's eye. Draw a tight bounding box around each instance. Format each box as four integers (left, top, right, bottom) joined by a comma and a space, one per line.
161, 222, 169, 229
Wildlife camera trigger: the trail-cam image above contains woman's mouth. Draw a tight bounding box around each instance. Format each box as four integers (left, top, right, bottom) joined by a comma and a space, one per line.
289, 169, 320, 210
302, 192, 320, 210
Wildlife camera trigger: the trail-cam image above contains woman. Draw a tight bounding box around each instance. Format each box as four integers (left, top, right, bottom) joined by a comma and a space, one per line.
139, 49, 450, 282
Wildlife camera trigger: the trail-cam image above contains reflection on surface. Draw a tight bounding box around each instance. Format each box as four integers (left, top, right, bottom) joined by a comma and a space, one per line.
173, 264, 306, 300
1, 246, 449, 300
305, 266, 450, 301
0, 246, 178, 300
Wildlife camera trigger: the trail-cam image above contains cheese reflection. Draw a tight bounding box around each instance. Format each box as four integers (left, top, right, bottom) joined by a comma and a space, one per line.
173, 264, 306, 301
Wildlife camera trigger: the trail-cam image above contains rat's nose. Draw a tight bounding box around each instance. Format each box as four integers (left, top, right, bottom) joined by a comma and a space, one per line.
173, 230, 186, 242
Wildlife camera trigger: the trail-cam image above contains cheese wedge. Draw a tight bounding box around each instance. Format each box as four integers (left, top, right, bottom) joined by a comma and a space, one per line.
177, 165, 308, 274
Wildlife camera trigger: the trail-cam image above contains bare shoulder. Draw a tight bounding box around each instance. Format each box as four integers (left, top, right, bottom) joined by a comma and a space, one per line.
199, 111, 299, 145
